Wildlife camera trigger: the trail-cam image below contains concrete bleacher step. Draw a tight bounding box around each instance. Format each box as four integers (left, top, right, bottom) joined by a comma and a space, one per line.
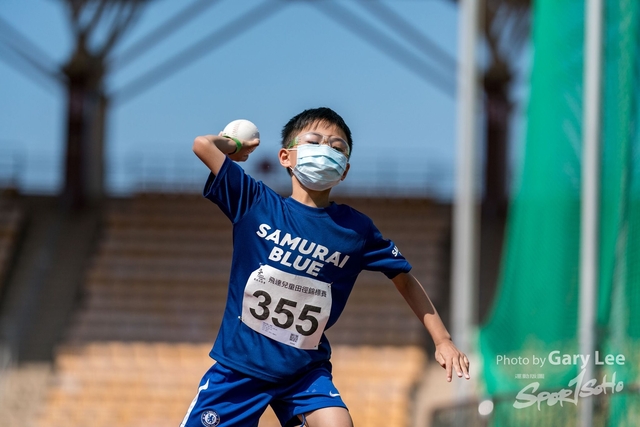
34, 342, 426, 427
0, 362, 53, 427
23, 193, 453, 427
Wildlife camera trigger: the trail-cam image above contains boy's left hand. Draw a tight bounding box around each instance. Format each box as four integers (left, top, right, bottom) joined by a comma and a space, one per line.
434, 339, 470, 382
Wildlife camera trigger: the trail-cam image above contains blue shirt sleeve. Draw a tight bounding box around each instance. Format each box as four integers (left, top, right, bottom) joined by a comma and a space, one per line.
361, 221, 412, 279
202, 157, 265, 224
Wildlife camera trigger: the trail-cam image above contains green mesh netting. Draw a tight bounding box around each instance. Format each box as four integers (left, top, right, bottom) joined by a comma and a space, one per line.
598, 0, 640, 425
478, 0, 640, 425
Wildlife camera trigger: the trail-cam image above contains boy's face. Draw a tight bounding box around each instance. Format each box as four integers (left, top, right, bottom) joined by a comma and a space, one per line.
282, 121, 349, 167
279, 120, 351, 186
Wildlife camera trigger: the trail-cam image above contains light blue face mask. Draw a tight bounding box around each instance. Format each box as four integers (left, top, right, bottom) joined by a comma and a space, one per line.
290, 144, 348, 191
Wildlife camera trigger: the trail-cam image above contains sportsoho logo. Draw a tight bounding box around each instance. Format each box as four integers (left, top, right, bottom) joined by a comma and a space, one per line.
497, 350, 627, 410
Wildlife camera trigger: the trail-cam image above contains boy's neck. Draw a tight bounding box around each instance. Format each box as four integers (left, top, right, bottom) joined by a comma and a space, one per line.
291, 184, 332, 208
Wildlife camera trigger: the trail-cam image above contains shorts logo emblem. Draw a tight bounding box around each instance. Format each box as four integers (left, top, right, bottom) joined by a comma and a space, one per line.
329, 391, 341, 398
201, 410, 221, 427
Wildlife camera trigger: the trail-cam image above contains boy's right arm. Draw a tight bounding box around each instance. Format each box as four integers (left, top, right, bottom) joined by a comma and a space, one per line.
192, 134, 260, 175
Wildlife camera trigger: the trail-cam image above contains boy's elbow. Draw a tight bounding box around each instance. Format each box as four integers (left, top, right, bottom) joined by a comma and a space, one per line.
193, 136, 208, 155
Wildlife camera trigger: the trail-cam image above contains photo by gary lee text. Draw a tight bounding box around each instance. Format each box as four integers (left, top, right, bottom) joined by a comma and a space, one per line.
496, 350, 625, 370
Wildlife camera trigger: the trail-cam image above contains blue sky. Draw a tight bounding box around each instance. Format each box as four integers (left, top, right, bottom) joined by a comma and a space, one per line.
0, 0, 473, 198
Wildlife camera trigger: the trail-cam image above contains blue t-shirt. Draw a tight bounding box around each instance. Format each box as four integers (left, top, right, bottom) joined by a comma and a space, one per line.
203, 157, 412, 382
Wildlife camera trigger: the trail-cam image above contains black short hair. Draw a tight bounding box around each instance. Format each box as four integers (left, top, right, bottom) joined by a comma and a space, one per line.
281, 107, 353, 155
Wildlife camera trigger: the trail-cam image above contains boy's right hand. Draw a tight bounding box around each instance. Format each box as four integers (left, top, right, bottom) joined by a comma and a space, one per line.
229, 138, 260, 162
193, 134, 260, 177
220, 132, 260, 162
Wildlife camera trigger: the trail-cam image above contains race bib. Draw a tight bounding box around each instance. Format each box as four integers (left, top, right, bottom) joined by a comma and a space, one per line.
241, 264, 332, 350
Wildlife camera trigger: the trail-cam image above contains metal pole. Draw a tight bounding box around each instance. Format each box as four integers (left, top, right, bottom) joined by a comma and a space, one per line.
579, 0, 603, 425
451, 0, 481, 399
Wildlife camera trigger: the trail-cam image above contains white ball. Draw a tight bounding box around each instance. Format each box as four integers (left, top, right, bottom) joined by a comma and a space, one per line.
222, 119, 260, 141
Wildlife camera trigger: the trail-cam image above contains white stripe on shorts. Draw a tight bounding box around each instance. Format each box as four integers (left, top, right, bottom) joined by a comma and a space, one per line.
180, 379, 210, 427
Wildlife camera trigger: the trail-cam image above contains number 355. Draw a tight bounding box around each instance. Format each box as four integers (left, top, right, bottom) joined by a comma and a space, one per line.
249, 290, 322, 336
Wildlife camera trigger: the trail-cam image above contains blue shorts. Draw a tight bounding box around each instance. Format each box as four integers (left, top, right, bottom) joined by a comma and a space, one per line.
180, 361, 347, 427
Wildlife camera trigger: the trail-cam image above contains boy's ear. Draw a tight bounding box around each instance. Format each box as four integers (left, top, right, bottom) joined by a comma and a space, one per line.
340, 162, 350, 181
278, 148, 292, 168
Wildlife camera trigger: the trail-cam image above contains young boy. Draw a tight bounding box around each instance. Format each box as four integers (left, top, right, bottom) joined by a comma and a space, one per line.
184, 107, 469, 427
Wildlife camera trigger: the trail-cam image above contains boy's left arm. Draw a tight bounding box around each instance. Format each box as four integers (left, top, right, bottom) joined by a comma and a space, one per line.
391, 272, 470, 382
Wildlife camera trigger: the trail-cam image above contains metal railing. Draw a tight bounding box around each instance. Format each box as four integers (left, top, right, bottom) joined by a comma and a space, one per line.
0, 148, 456, 200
